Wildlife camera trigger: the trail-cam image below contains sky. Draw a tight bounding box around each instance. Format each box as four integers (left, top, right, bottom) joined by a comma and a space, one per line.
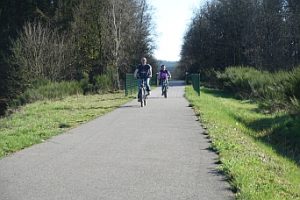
150, 0, 206, 61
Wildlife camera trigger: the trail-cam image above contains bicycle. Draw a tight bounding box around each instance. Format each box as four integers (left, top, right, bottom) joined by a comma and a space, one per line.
161, 79, 168, 98
138, 79, 148, 107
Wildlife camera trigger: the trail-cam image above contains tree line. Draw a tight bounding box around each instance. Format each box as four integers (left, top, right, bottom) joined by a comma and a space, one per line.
179, 0, 300, 74
179, 0, 300, 113
0, 0, 156, 115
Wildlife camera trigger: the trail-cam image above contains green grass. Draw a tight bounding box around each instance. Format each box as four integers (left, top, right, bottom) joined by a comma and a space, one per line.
0, 92, 132, 158
185, 86, 300, 200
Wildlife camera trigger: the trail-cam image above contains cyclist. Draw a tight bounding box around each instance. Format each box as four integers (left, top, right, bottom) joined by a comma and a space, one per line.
134, 57, 152, 98
158, 64, 171, 95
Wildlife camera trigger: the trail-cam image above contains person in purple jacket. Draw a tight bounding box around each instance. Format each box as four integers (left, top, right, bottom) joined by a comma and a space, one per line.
158, 64, 171, 95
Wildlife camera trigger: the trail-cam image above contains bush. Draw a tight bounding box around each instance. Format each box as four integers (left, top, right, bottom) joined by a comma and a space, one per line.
93, 74, 113, 93
199, 69, 221, 88
217, 67, 263, 98
79, 76, 93, 95
33, 81, 82, 99
290, 68, 300, 100
9, 80, 83, 108
217, 66, 300, 112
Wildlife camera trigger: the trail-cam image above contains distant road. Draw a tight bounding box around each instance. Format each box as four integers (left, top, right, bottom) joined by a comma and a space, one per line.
0, 80, 233, 200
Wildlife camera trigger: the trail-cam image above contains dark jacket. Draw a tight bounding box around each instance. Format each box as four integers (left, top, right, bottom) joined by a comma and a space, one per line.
136, 64, 152, 79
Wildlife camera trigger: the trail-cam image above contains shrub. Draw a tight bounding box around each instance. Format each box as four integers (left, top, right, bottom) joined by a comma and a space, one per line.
93, 74, 113, 93
217, 66, 300, 112
79, 76, 93, 95
9, 80, 83, 108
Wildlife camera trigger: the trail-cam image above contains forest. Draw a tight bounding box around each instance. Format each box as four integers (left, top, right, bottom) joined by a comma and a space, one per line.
179, 0, 300, 112
2, 0, 300, 115
0, 0, 156, 115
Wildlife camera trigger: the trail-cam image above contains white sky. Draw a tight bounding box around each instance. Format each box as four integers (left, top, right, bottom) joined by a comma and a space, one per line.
150, 0, 206, 61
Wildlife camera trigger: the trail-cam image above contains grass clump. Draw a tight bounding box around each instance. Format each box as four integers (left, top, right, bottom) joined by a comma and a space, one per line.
185, 86, 300, 200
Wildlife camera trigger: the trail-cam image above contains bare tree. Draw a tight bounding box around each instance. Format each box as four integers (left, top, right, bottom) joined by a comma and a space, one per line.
11, 21, 74, 82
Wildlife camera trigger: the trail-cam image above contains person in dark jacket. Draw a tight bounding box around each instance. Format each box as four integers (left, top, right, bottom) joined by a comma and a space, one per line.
134, 57, 152, 95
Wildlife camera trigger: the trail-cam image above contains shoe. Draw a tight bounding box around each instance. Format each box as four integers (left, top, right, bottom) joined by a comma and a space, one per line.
148, 91, 151, 95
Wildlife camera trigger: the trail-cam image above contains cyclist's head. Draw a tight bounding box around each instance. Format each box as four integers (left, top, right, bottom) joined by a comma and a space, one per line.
161, 64, 166, 70
141, 57, 147, 65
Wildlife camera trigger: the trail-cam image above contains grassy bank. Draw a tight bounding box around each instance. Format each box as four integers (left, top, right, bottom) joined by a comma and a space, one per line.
0, 92, 132, 158
185, 86, 300, 200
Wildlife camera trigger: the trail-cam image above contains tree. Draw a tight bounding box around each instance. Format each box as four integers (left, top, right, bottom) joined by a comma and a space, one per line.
11, 21, 75, 81
71, 0, 155, 85
0, 0, 49, 114
285, 0, 300, 67
179, 0, 297, 74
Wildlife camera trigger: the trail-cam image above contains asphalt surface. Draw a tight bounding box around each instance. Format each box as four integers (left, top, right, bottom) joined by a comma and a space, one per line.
0, 80, 234, 200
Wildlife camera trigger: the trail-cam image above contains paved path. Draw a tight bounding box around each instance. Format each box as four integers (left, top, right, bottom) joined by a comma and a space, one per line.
0, 81, 233, 200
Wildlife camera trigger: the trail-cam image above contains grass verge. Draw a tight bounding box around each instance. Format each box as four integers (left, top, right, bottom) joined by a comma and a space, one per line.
185, 86, 300, 200
0, 92, 132, 158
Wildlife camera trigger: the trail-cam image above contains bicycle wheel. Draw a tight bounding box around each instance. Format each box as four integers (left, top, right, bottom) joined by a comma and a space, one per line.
144, 89, 147, 106
139, 88, 144, 107
143, 87, 147, 106
141, 88, 145, 107
163, 84, 167, 98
